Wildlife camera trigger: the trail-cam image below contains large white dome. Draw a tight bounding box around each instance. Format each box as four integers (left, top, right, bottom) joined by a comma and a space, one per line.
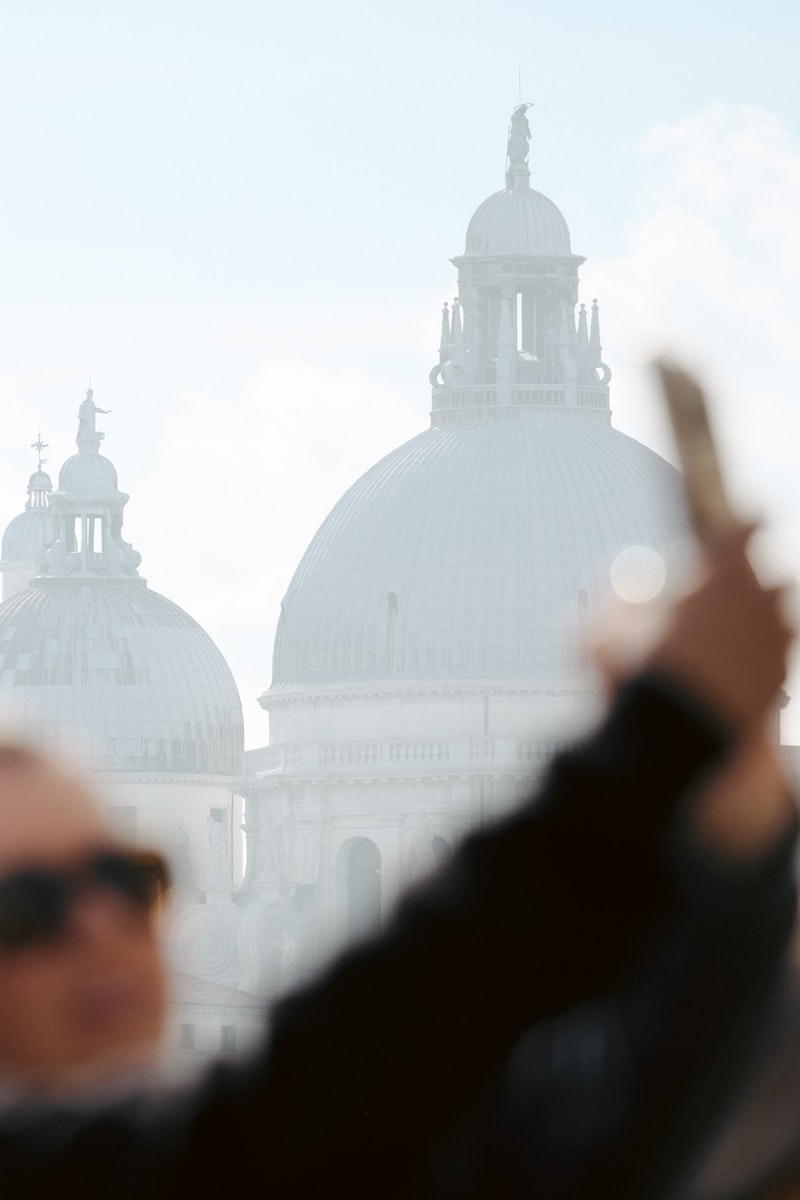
271, 411, 686, 689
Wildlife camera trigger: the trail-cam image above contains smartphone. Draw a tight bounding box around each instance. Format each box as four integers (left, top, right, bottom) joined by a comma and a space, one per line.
653, 359, 738, 544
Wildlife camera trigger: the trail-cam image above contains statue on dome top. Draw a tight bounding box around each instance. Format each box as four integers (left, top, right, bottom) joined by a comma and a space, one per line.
506, 102, 532, 175
76, 388, 111, 455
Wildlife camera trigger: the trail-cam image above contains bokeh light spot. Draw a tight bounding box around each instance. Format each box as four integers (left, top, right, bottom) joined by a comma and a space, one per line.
610, 545, 667, 604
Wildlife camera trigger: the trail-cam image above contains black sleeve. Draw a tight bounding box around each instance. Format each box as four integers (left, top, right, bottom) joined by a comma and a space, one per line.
210, 671, 747, 1196
460, 830, 798, 1200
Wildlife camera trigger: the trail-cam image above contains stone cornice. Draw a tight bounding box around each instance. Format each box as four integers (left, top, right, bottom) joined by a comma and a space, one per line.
240, 767, 538, 796
98, 772, 243, 789
262, 679, 601, 711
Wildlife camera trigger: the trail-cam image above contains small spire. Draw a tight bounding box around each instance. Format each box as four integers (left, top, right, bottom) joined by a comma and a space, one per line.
589, 299, 602, 366
439, 302, 451, 364
589, 300, 601, 347
577, 304, 589, 350
25, 433, 53, 511
30, 431, 48, 472
451, 297, 463, 346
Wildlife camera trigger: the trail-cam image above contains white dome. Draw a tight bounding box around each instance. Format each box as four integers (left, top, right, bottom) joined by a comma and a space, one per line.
0, 580, 243, 774
58, 453, 119, 496
465, 186, 572, 257
272, 413, 686, 688
1, 508, 56, 565
27, 470, 53, 492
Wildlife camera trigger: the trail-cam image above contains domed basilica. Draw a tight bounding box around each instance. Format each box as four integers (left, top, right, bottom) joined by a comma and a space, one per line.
0, 107, 699, 1017
0, 396, 263, 1057
237, 106, 687, 993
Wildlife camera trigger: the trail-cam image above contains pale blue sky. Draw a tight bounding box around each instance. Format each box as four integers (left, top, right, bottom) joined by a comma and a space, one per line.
1, 2, 799, 741
2, 1, 799, 304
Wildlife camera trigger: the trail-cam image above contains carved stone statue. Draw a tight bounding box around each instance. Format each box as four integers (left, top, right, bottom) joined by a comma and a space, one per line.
506, 103, 532, 174
76, 389, 111, 455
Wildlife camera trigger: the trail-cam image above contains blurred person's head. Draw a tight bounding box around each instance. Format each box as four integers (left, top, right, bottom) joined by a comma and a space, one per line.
0, 743, 167, 1090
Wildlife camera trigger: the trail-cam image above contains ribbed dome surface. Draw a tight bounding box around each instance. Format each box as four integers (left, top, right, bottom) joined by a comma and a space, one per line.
465, 186, 572, 257
0, 581, 243, 774
272, 415, 685, 687
28, 470, 52, 492
58, 453, 119, 495
1, 509, 56, 564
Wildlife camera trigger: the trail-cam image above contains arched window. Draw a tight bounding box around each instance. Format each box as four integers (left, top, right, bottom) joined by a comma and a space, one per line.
337, 837, 381, 940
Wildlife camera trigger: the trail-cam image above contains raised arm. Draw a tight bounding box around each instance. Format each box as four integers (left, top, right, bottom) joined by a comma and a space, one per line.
241, 528, 795, 1194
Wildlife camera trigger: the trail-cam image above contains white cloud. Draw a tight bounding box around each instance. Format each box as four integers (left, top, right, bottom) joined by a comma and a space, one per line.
583, 102, 800, 736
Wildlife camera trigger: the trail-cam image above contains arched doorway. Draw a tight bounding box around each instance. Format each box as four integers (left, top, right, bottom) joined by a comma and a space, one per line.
337, 837, 381, 940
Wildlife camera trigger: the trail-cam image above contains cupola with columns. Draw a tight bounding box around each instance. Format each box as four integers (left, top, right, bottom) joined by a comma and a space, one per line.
0, 434, 56, 600
430, 104, 611, 425
44, 389, 143, 580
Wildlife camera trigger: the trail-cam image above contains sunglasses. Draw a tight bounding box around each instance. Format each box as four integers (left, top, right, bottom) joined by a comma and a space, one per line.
0, 848, 171, 952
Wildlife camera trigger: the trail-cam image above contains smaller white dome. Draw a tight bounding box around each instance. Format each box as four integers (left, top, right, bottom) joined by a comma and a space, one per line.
58, 453, 119, 496
465, 186, 572, 257
27, 469, 52, 493
1, 508, 56, 564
